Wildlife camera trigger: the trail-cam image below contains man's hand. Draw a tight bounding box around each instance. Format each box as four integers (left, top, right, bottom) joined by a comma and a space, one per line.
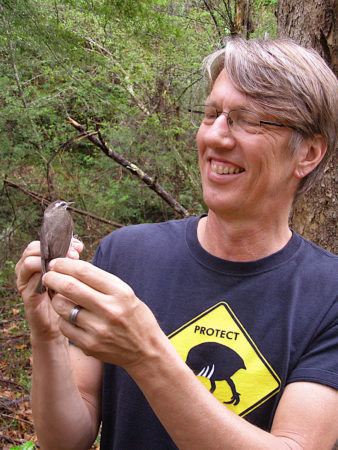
42, 258, 164, 370
15, 238, 83, 342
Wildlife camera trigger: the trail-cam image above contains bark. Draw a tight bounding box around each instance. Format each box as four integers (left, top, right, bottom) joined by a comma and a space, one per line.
202, 1, 253, 39
235, 0, 252, 39
277, 0, 337, 75
290, 155, 337, 254
277, 0, 337, 253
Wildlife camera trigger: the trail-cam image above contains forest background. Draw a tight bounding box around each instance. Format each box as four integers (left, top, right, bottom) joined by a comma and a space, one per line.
0, 0, 336, 448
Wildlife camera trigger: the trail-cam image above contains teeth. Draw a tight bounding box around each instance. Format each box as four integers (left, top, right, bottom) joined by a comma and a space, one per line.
211, 162, 244, 175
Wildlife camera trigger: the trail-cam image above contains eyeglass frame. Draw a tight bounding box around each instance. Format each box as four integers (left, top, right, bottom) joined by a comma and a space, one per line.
189, 105, 298, 133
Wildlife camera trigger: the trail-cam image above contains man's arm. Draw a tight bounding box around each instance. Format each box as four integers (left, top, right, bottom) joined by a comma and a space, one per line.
15, 241, 103, 450
128, 338, 338, 449
271, 382, 337, 449
31, 339, 103, 450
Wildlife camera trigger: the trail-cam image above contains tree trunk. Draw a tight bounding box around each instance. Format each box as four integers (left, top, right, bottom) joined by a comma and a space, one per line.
235, 0, 253, 39
277, 0, 337, 253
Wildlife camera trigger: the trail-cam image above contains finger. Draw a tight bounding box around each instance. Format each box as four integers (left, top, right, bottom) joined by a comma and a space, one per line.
16, 241, 40, 272
42, 270, 106, 312
66, 246, 81, 260
48, 258, 129, 296
52, 295, 89, 330
67, 238, 84, 259
71, 237, 84, 253
15, 241, 40, 278
22, 241, 41, 257
16, 255, 43, 289
52, 295, 95, 352
58, 315, 91, 351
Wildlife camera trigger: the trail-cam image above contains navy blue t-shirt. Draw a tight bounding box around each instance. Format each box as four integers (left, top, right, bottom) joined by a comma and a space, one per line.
93, 216, 338, 449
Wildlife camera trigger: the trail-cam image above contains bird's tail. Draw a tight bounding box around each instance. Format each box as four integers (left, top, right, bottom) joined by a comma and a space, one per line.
34, 274, 46, 294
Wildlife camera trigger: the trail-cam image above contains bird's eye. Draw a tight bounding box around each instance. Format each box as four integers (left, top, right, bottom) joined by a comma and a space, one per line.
54, 201, 66, 208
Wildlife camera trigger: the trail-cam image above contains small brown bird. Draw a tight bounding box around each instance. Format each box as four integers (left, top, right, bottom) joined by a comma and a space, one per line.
35, 200, 74, 294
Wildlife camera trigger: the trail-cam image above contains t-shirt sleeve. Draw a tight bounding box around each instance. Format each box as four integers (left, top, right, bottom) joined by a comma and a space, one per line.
92, 243, 103, 268
92, 235, 115, 273
287, 300, 338, 389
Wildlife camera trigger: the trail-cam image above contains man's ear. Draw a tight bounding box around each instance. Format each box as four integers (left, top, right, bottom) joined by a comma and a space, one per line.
294, 135, 327, 179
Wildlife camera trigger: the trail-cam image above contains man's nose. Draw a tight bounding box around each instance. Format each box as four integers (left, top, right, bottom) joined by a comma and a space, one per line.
203, 114, 234, 146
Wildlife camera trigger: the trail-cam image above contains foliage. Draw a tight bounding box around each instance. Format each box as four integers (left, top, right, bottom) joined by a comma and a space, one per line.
10, 442, 35, 450
0, 1, 277, 446
0, 0, 277, 263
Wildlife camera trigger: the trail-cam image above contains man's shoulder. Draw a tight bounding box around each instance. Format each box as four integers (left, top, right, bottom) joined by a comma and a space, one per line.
292, 233, 338, 296
93, 217, 196, 271
295, 233, 337, 267
99, 217, 195, 251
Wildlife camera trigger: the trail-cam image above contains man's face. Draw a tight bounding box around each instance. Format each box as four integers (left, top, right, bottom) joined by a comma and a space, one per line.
197, 69, 300, 220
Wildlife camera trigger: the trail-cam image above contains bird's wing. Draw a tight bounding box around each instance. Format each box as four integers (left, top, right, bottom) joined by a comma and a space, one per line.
39, 220, 50, 275
47, 217, 73, 261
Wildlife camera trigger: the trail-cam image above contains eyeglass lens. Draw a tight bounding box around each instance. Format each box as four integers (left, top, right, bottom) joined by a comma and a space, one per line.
191, 106, 261, 134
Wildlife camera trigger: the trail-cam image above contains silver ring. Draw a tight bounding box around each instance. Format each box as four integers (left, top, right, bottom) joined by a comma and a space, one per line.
69, 305, 82, 325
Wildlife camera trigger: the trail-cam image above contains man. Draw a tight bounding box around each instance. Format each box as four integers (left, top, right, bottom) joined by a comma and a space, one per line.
16, 37, 337, 449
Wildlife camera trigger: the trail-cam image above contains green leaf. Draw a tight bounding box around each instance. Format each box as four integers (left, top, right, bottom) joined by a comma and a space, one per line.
10, 442, 35, 450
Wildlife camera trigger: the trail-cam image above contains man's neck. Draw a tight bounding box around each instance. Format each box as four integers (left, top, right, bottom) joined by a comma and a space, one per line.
197, 212, 292, 262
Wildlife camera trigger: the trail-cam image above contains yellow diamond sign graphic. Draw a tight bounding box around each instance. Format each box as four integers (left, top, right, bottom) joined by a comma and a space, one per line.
169, 302, 281, 417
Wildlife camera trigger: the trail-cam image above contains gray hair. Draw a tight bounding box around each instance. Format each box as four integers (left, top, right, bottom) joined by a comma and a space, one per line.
203, 37, 337, 200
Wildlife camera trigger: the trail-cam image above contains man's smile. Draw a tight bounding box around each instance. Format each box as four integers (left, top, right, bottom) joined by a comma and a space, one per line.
210, 159, 245, 175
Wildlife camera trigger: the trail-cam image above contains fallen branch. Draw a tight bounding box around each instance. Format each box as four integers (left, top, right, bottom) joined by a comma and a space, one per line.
3, 179, 124, 228
0, 396, 31, 409
66, 117, 191, 218
0, 434, 18, 445
1, 413, 33, 426
0, 334, 26, 340
0, 378, 30, 394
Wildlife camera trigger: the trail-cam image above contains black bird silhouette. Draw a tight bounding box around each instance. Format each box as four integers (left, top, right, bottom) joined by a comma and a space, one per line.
186, 342, 246, 405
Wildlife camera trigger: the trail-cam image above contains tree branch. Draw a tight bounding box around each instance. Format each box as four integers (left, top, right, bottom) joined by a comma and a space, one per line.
3, 179, 124, 228
66, 117, 191, 218
82, 36, 151, 116
203, 0, 223, 41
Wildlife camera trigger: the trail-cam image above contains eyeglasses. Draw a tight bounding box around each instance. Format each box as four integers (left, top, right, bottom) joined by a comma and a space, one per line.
189, 105, 297, 135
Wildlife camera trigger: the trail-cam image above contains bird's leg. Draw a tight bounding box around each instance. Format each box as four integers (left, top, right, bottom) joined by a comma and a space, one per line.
209, 379, 216, 394
223, 378, 241, 405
